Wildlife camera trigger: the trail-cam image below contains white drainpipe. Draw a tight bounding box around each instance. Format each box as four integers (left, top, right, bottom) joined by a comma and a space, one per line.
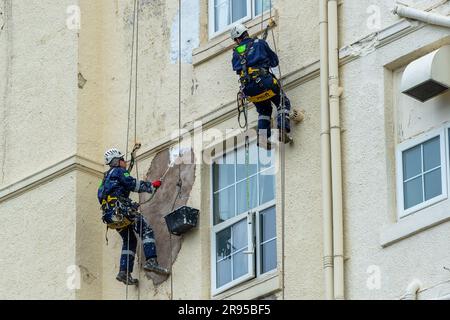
320, 0, 334, 300
393, 4, 450, 28
328, 0, 345, 300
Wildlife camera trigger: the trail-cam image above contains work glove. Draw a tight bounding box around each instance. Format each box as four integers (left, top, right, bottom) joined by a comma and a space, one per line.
151, 180, 162, 190
139, 181, 153, 193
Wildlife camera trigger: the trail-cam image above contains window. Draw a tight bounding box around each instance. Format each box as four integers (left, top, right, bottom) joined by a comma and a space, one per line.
397, 128, 448, 218
211, 141, 276, 294
254, 0, 272, 16
208, 0, 272, 38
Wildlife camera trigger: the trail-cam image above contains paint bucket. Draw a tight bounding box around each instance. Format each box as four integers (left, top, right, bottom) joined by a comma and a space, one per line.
164, 206, 199, 236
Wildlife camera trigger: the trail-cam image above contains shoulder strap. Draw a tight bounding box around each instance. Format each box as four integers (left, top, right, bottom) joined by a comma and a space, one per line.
237, 38, 256, 80
100, 167, 116, 200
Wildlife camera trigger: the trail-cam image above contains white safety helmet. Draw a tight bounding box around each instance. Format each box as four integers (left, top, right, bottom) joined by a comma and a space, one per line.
104, 148, 124, 165
230, 23, 248, 40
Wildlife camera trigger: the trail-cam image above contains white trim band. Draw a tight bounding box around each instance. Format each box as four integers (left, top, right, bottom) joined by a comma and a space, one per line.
0, 155, 104, 203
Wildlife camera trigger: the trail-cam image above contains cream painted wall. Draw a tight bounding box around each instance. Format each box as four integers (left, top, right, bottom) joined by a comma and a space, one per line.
0, 174, 76, 300
1, 0, 449, 300
0, 0, 78, 187
75, 170, 104, 300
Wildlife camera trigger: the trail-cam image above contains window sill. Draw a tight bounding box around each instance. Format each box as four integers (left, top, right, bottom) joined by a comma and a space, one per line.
380, 200, 450, 247
212, 271, 280, 300
193, 12, 277, 67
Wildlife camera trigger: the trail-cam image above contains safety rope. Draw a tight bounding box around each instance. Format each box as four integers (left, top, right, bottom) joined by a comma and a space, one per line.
268, 0, 287, 301
133, 0, 143, 301
124, 0, 139, 301
169, 0, 183, 301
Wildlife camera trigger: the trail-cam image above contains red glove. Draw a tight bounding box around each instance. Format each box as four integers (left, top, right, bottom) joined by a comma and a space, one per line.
151, 180, 162, 189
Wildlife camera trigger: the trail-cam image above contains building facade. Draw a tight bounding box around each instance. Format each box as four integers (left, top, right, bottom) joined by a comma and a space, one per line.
0, 0, 449, 300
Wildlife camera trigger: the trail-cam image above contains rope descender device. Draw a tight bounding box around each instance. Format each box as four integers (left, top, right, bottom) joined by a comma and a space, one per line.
128, 142, 142, 172
262, 18, 277, 41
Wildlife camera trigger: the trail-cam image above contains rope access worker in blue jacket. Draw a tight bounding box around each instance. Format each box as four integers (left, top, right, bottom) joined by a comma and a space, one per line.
231, 23, 292, 149
98, 148, 170, 286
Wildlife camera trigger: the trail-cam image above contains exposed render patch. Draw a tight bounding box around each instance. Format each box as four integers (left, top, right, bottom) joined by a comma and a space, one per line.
139, 148, 196, 286
78, 72, 87, 89
344, 32, 380, 57
170, 0, 200, 64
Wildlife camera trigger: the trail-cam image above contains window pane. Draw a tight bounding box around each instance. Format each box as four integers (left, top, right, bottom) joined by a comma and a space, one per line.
260, 206, 276, 241
259, 171, 275, 205
232, 219, 248, 252
403, 145, 422, 180
255, 0, 272, 16
424, 168, 442, 201
423, 136, 440, 171
216, 220, 250, 288
217, 258, 232, 287
404, 176, 423, 209
259, 147, 275, 170
214, 0, 230, 32
214, 186, 235, 224
261, 240, 277, 274
236, 176, 258, 214
216, 228, 231, 260
213, 153, 235, 191
232, 251, 248, 279
236, 143, 258, 181
231, 0, 247, 22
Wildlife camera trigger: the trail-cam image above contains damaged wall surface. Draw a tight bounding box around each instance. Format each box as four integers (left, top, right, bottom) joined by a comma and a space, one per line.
140, 149, 196, 286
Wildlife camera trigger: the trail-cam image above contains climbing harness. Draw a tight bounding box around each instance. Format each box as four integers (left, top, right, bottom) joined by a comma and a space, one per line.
235, 16, 277, 129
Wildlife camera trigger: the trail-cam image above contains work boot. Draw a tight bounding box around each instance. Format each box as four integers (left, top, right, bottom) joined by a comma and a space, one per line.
116, 271, 139, 286
144, 258, 170, 276
279, 131, 293, 144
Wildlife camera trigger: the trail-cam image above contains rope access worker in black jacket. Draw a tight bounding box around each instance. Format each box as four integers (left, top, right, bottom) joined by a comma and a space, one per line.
98, 148, 170, 285
231, 23, 292, 150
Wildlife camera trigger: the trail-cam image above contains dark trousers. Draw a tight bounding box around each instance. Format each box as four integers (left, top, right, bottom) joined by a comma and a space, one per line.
117, 215, 156, 273
243, 75, 291, 139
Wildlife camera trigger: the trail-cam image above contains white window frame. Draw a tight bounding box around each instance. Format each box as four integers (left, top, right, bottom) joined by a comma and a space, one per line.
208, 0, 272, 39
396, 127, 448, 219
208, 0, 252, 39
252, 0, 272, 19
255, 200, 277, 277
211, 209, 256, 295
210, 140, 277, 295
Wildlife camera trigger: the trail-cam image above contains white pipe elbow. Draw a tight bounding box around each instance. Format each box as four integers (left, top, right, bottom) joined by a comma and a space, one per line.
393, 4, 450, 28
402, 279, 422, 300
